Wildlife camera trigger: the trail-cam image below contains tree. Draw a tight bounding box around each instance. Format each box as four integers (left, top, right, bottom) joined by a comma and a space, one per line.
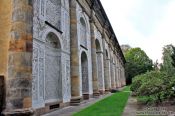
121, 44, 131, 54
160, 44, 175, 76
124, 48, 153, 84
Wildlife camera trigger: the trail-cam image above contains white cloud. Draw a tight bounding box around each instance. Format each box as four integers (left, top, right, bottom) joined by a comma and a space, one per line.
101, 0, 175, 63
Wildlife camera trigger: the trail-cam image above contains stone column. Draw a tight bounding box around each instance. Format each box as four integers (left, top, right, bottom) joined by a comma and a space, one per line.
105, 58, 111, 91
116, 58, 121, 88
113, 62, 116, 88
90, 11, 99, 96
115, 57, 118, 88
119, 64, 122, 87
3, 1, 34, 115
97, 51, 105, 94
115, 64, 118, 88
70, 0, 82, 104
111, 52, 117, 89
101, 37, 111, 92
123, 67, 126, 86
110, 58, 114, 89
121, 66, 126, 86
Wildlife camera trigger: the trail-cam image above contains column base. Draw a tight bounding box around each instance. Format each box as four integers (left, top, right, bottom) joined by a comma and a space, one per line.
83, 93, 90, 100
93, 92, 100, 98
111, 88, 118, 93
2, 108, 34, 116
70, 96, 82, 106
99, 90, 105, 95
105, 89, 111, 94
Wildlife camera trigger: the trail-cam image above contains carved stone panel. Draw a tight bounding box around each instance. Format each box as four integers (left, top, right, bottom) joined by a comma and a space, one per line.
46, 0, 61, 30
45, 47, 62, 101
32, 47, 38, 102
32, 44, 45, 108
63, 59, 71, 102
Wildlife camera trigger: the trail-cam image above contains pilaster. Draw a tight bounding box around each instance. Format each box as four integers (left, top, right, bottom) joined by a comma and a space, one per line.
3, 0, 34, 115
90, 10, 100, 96
70, 0, 82, 104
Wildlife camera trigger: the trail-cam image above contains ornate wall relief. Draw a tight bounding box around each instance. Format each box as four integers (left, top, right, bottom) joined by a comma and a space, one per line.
46, 0, 61, 30
32, 42, 45, 108
45, 32, 62, 102
45, 48, 61, 101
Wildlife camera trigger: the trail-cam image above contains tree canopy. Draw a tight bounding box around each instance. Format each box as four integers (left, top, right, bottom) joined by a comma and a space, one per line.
124, 47, 153, 84
160, 44, 175, 76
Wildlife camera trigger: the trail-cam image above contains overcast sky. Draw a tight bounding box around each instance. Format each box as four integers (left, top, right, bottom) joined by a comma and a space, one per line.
100, 0, 175, 63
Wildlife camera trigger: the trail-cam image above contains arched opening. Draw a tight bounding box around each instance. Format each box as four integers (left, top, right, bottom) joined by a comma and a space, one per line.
104, 49, 111, 91
45, 32, 62, 102
95, 39, 101, 51
106, 50, 108, 59
45, 32, 61, 49
80, 17, 87, 47
81, 52, 89, 99
95, 39, 103, 92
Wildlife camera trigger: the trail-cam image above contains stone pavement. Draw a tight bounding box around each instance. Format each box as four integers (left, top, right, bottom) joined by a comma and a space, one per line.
122, 96, 138, 116
42, 93, 112, 116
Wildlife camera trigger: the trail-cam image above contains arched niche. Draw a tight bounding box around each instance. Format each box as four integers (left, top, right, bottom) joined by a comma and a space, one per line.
95, 39, 101, 52
81, 51, 89, 95
105, 49, 108, 59
80, 17, 87, 48
45, 32, 61, 49
45, 32, 62, 102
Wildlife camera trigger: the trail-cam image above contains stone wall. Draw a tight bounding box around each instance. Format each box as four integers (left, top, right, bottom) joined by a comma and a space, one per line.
0, 0, 12, 78
32, 0, 71, 109
2, 0, 34, 115
0, 0, 126, 115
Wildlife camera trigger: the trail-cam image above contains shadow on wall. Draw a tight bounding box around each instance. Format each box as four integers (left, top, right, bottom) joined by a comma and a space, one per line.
0, 75, 5, 114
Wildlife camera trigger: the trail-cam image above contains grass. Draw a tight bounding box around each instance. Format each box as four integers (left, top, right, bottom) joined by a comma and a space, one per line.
73, 86, 131, 116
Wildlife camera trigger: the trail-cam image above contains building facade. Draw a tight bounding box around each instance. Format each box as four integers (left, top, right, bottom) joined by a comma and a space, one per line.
0, 0, 126, 115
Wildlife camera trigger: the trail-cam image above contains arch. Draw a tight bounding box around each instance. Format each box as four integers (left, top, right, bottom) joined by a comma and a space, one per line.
105, 49, 108, 59
45, 32, 62, 102
42, 27, 63, 49
80, 17, 86, 27
79, 12, 90, 33
81, 51, 89, 95
46, 32, 61, 49
80, 17, 87, 47
95, 39, 101, 51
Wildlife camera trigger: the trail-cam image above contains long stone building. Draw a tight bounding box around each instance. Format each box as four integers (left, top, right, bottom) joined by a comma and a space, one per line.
0, 0, 126, 115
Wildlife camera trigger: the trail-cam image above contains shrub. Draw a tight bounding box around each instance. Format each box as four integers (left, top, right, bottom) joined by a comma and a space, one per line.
131, 71, 175, 105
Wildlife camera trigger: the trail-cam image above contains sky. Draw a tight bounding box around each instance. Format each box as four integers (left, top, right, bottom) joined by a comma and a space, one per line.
100, 0, 175, 63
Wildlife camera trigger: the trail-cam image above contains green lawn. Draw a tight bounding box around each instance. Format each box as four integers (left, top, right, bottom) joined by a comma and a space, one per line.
73, 86, 131, 116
